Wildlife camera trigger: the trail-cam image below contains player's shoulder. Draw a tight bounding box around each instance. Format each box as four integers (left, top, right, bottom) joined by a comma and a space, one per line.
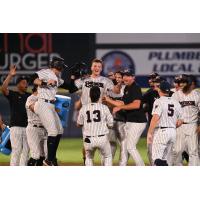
153, 97, 161, 105
193, 89, 200, 96
99, 76, 113, 83
172, 89, 181, 97
36, 68, 51, 75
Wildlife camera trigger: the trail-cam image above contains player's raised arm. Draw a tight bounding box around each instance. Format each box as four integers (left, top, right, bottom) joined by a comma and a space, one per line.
1, 65, 16, 96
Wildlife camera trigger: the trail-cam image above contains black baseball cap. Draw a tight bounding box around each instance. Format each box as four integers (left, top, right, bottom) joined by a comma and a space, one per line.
123, 69, 135, 76
149, 72, 159, 79
153, 76, 166, 83
160, 81, 171, 93
16, 76, 28, 85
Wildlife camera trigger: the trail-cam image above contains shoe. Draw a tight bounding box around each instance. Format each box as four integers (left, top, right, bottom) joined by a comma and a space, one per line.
43, 159, 54, 166
52, 158, 58, 166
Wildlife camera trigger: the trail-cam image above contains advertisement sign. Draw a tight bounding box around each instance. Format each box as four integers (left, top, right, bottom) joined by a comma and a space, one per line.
97, 49, 200, 86
0, 34, 60, 85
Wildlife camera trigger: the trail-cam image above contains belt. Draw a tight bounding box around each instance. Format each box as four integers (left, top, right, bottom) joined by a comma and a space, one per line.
43, 99, 55, 104
33, 124, 44, 128
114, 119, 125, 122
86, 134, 105, 138
160, 127, 175, 129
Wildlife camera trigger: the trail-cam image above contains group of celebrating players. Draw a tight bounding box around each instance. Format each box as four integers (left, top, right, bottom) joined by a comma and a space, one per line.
0, 56, 200, 166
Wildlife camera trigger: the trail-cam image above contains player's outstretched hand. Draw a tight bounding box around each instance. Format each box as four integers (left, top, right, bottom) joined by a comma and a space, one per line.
9, 65, 17, 76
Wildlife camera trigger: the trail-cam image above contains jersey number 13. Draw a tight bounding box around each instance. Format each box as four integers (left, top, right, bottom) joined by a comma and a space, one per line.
86, 110, 101, 123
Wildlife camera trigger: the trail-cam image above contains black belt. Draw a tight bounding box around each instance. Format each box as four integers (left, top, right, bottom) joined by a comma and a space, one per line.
86, 134, 105, 138
33, 125, 44, 128
43, 99, 55, 104
114, 119, 125, 122
160, 127, 175, 129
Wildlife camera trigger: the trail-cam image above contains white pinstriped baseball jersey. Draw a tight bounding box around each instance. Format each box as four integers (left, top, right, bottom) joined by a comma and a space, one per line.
75, 76, 114, 105
172, 89, 200, 123
26, 94, 42, 125
152, 96, 183, 128
108, 84, 125, 99
36, 69, 64, 100
77, 103, 114, 136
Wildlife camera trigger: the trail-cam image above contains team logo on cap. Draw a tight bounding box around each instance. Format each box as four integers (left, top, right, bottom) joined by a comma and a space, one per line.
101, 51, 135, 76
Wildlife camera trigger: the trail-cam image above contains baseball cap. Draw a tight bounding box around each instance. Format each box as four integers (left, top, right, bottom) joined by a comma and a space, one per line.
149, 72, 159, 79
174, 75, 181, 83
153, 76, 166, 83
159, 81, 171, 93
123, 69, 135, 76
16, 76, 28, 85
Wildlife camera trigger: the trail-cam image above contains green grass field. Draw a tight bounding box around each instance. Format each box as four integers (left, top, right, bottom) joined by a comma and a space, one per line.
0, 137, 149, 166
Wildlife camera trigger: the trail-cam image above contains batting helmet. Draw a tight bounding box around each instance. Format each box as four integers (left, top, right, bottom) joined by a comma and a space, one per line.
50, 56, 67, 71
70, 62, 90, 79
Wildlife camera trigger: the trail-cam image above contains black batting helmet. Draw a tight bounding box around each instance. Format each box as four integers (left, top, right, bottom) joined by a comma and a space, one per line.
50, 56, 67, 71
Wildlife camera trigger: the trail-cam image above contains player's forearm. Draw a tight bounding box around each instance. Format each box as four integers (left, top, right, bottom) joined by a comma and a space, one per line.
106, 98, 124, 107
148, 114, 159, 135
1, 74, 13, 93
119, 100, 141, 110
2, 74, 13, 90
33, 78, 47, 86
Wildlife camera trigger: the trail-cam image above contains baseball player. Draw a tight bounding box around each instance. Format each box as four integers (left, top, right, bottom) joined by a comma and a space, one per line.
105, 71, 128, 165
147, 81, 183, 166
104, 69, 147, 166
77, 86, 113, 166
71, 59, 121, 164
1, 65, 30, 166
143, 75, 174, 165
26, 85, 47, 166
74, 58, 121, 106
171, 75, 182, 92
32, 56, 74, 166
172, 74, 200, 166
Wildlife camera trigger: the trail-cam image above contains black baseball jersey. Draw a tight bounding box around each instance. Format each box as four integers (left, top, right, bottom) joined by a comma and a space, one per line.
122, 82, 147, 123
4, 90, 30, 127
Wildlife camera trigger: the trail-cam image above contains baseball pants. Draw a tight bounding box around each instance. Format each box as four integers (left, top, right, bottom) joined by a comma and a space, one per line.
10, 127, 29, 166
174, 123, 199, 166
152, 128, 176, 166
34, 99, 63, 136
83, 135, 112, 166
124, 122, 147, 166
26, 125, 47, 160
116, 121, 129, 166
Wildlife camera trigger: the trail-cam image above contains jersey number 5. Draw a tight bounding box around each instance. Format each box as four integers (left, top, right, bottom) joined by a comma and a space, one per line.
168, 104, 174, 117
86, 110, 101, 123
